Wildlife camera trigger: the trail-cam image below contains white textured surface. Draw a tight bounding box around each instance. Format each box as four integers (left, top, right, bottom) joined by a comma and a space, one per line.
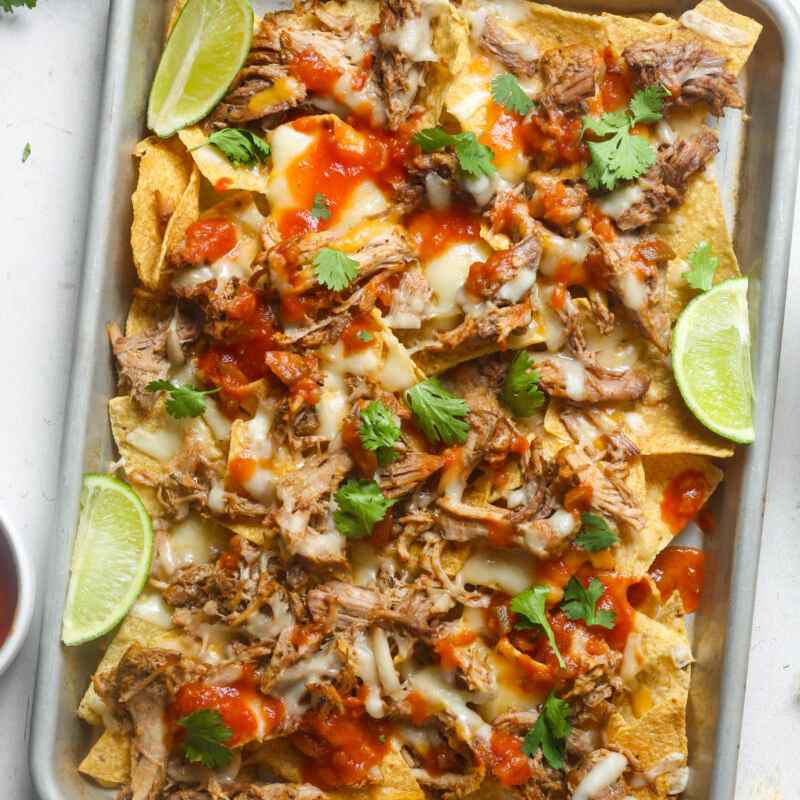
0, 2, 798, 798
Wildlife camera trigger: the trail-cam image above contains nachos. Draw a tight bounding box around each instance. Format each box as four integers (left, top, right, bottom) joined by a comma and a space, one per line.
75, 1, 760, 798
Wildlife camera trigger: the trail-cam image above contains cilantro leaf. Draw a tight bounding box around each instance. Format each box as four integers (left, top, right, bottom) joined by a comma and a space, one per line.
612, 132, 657, 181
685, 240, 719, 292
522, 691, 572, 770
21, 143, 31, 163
178, 709, 233, 770
198, 128, 270, 167
412, 127, 456, 152
313, 247, 359, 291
560, 577, 616, 629
359, 401, 401, 466
146, 380, 219, 419
453, 132, 496, 177
334, 479, 396, 538
574, 513, 619, 552
403, 378, 469, 446
412, 127, 496, 178
1, 0, 36, 10
491, 74, 535, 116
357, 331, 373, 342
629, 84, 669, 126
502, 351, 545, 417
311, 192, 331, 221
582, 110, 629, 138
582, 84, 664, 192
510, 586, 566, 669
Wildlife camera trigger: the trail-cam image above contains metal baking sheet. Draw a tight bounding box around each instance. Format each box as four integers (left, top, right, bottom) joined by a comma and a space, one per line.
29, 1, 800, 798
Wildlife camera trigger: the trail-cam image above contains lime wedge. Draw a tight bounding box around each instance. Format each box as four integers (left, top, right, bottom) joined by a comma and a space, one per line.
147, 0, 254, 137
672, 277, 754, 444
62, 474, 153, 646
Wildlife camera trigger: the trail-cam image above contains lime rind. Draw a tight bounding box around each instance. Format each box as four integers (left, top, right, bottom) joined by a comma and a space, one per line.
672, 277, 755, 444
61, 474, 153, 646
147, 0, 254, 138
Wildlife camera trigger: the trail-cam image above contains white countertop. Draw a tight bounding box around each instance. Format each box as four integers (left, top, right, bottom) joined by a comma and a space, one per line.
0, 3, 797, 798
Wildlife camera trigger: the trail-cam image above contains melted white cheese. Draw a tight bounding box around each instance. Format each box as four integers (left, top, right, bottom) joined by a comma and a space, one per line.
597, 184, 644, 220
203, 397, 232, 442
169, 515, 229, 569
372, 627, 402, 694
460, 547, 536, 595
272, 648, 342, 717
679, 9, 751, 45
379, 0, 446, 62
266, 124, 316, 211
573, 752, 628, 800
409, 666, 491, 742
425, 240, 491, 317
425, 172, 452, 210
539, 231, 591, 277
497, 266, 536, 303
127, 418, 185, 463
462, 171, 512, 208
353, 629, 385, 718
132, 590, 174, 629
618, 270, 647, 310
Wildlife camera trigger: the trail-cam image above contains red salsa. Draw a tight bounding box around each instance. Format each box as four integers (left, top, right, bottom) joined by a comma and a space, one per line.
661, 469, 711, 532
648, 547, 705, 613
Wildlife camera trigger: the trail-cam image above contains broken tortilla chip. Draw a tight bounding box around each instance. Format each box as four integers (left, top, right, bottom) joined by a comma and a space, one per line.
131, 137, 200, 290
78, 729, 131, 788
179, 126, 270, 195
615, 453, 722, 576
109, 394, 224, 485
78, 612, 192, 726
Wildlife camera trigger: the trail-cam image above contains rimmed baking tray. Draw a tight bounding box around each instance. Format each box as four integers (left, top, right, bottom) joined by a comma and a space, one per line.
29, 1, 800, 797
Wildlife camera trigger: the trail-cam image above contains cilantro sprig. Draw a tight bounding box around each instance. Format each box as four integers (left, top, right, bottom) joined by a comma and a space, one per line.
522, 692, 572, 770
1, 0, 36, 11
491, 74, 535, 116
22, 143, 31, 163
502, 351, 545, 417
359, 401, 401, 466
404, 379, 470, 446
412, 127, 496, 178
510, 585, 565, 669
685, 240, 719, 292
313, 247, 359, 291
582, 85, 668, 192
195, 128, 270, 168
334, 479, 396, 538
560, 577, 616, 630
311, 192, 331, 221
178, 709, 233, 770
146, 380, 220, 419
574, 513, 619, 552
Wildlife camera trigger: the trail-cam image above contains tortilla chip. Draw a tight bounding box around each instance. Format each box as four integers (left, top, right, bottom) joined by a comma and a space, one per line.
179, 126, 270, 195
124, 291, 173, 337
655, 172, 741, 321
109, 395, 224, 484
604, 0, 760, 76
131, 137, 199, 291
78, 729, 130, 788
614, 454, 722, 576
513, 2, 609, 51
78, 613, 191, 725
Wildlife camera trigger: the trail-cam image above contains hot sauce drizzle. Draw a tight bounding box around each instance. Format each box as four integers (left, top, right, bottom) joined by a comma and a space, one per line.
661, 469, 711, 532
648, 547, 705, 613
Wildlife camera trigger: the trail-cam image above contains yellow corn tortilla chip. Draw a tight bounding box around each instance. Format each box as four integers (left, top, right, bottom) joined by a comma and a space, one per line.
606, 599, 691, 798
78, 729, 131, 788
179, 126, 270, 195
509, 2, 609, 51
78, 613, 192, 726
615, 453, 722, 576
109, 395, 224, 485
131, 137, 199, 291
604, 0, 760, 76
655, 172, 741, 321
124, 291, 174, 337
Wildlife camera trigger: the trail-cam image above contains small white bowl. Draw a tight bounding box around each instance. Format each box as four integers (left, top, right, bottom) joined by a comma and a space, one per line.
0, 510, 35, 676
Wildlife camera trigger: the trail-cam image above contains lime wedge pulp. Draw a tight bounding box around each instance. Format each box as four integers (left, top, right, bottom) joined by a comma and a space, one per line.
672, 277, 754, 444
62, 474, 153, 646
147, 0, 254, 138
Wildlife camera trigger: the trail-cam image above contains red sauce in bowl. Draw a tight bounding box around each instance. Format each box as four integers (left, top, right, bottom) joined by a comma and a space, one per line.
0, 535, 17, 648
